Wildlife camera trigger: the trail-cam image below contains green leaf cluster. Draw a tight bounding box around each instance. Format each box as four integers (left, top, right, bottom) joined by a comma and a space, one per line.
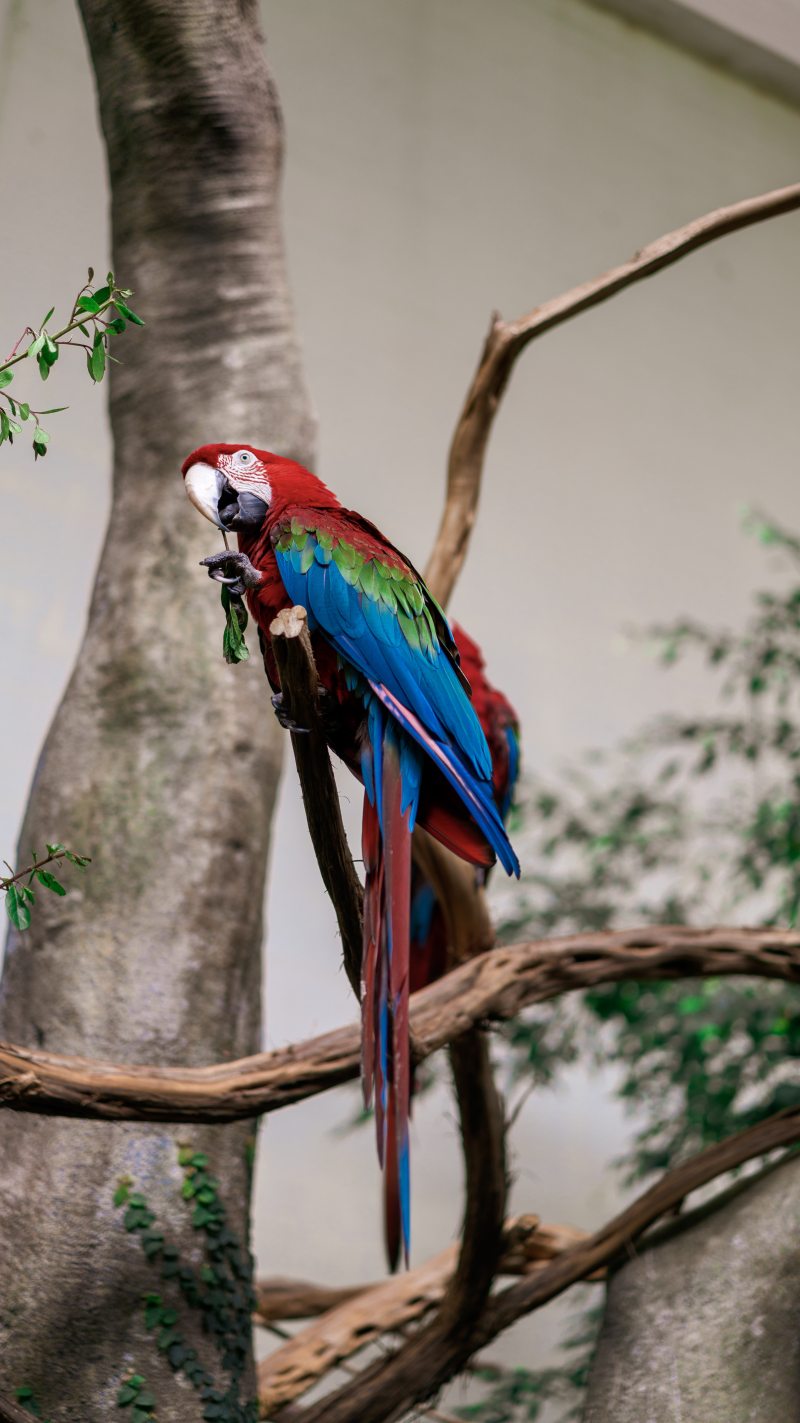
220, 587, 249, 664
112, 1145, 258, 1423
14, 1387, 51, 1423
503, 509, 800, 1180
491, 511, 800, 1414
0, 269, 143, 458
117, 1373, 156, 1423
2, 843, 89, 932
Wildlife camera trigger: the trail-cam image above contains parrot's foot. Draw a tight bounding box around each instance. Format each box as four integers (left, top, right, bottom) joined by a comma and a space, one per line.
201, 551, 262, 597
271, 693, 310, 734
271, 690, 342, 738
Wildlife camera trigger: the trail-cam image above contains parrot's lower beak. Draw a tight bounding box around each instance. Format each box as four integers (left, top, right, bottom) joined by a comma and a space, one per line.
184, 461, 225, 528
222, 489, 269, 531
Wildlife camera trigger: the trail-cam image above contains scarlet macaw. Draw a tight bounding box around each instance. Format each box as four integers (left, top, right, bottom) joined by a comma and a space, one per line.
182, 444, 519, 1266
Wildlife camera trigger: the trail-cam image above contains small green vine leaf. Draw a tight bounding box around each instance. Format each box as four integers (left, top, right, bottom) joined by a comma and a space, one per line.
5, 886, 31, 931
220, 587, 250, 664
113, 1176, 132, 1207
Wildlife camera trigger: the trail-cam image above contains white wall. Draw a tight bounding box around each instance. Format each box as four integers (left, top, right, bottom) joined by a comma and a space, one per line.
2, 0, 800, 1401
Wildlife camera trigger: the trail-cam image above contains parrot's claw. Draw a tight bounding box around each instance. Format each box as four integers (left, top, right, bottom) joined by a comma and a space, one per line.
271, 693, 310, 734
201, 551, 262, 597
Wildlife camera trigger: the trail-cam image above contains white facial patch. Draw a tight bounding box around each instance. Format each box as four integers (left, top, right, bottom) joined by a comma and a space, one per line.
220, 451, 272, 506
184, 462, 224, 526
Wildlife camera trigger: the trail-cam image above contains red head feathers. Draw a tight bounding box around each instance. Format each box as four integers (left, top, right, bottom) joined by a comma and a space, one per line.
181, 443, 340, 531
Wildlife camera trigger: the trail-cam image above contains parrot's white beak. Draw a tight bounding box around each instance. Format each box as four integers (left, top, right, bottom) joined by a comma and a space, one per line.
184, 462, 224, 527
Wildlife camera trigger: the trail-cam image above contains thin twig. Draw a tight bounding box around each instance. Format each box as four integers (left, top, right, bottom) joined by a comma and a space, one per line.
0, 847, 77, 893
0, 295, 120, 374
424, 180, 800, 605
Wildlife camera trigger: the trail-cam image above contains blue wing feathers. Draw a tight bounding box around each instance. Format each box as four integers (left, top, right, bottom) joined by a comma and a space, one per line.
275, 534, 518, 878
369, 681, 519, 877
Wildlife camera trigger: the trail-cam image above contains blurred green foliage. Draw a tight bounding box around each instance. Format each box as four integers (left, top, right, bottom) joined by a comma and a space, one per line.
466, 511, 800, 1421
456, 1298, 600, 1423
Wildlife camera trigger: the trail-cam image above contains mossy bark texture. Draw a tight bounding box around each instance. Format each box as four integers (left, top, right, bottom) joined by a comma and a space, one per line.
0, 2, 314, 1416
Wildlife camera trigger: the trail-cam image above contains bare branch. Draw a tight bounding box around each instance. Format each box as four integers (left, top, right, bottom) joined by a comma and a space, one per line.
264, 182, 800, 1421
424, 181, 800, 605
270, 606, 364, 995
258, 1244, 456, 1412
282, 1109, 800, 1422
482, 1106, 800, 1336
0, 927, 798, 1122
256, 1218, 590, 1410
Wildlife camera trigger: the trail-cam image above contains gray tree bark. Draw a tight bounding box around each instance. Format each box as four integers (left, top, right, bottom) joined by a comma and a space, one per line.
0, 2, 314, 1418
584, 1155, 800, 1422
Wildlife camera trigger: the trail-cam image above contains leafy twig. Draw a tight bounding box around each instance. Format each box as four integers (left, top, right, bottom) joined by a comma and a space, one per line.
1, 844, 90, 932
0, 269, 143, 458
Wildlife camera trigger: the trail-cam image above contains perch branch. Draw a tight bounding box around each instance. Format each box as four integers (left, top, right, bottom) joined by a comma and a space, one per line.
424, 180, 800, 605
269, 606, 364, 995
1, 926, 799, 1120
282, 1106, 800, 1423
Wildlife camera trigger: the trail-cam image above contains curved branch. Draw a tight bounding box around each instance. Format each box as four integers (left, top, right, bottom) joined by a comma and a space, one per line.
482, 1106, 800, 1336
1, 926, 799, 1121
281, 1109, 800, 1423
424, 181, 800, 605
256, 1217, 587, 1410
270, 606, 364, 995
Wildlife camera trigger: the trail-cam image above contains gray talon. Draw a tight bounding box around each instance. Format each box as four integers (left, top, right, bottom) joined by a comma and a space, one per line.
271, 693, 310, 734
201, 551, 262, 597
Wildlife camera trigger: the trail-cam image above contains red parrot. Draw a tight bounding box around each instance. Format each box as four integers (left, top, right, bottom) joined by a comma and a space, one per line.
181, 444, 519, 1267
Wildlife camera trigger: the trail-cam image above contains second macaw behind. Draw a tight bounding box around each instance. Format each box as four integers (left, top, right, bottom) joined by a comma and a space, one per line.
409, 624, 520, 993
181, 443, 519, 1266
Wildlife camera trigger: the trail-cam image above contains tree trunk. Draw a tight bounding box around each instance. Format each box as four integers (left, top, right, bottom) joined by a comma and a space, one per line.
584, 1155, 800, 1422
0, 2, 314, 1418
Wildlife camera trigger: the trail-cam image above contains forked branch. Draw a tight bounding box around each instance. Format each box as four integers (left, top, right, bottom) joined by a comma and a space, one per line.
278, 1108, 800, 1422
424, 180, 800, 605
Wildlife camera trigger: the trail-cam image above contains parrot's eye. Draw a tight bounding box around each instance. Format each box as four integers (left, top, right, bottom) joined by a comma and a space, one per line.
233, 450, 256, 468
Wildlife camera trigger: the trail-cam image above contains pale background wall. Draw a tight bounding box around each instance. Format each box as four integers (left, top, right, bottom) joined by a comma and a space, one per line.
1, 0, 800, 1404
